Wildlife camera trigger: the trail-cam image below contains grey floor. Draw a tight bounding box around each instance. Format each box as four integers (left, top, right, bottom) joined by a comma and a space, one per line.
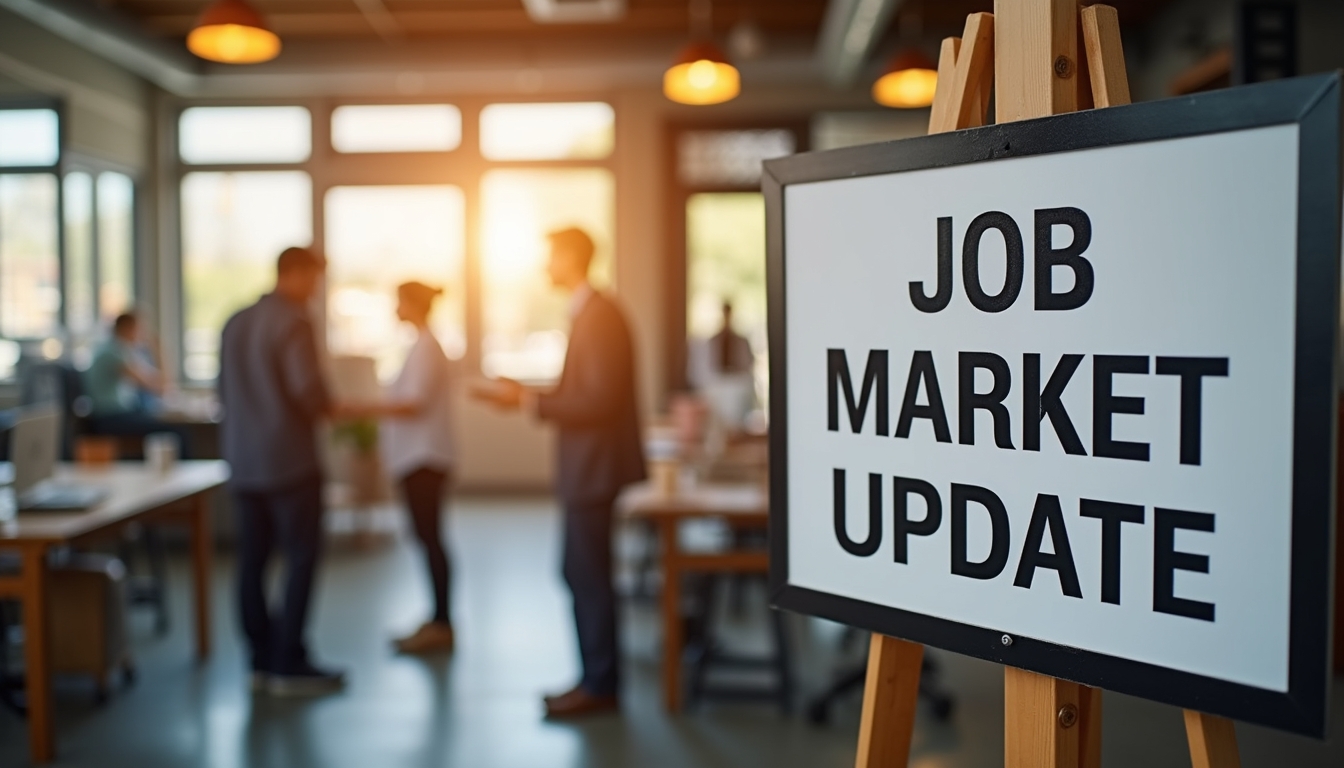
1, 496, 1341, 767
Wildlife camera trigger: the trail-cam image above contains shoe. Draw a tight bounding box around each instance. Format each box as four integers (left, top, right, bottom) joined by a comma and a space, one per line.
249, 670, 270, 693
393, 621, 455, 655
543, 685, 619, 720
267, 662, 346, 697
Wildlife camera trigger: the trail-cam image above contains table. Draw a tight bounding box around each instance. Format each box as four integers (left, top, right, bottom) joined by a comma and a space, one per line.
0, 460, 229, 763
618, 481, 769, 712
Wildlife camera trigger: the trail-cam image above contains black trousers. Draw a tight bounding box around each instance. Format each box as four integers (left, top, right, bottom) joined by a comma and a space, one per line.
399, 467, 451, 624
562, 497, 619, 697
232, 476, 324, 675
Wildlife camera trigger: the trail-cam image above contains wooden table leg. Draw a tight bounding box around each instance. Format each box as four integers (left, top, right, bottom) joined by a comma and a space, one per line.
19, 543, 56, 763
187, 492, 213, 660
659, 517, 683, 712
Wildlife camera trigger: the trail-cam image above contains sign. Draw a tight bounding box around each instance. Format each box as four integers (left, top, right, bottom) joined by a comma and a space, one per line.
765, 75, 1340, 737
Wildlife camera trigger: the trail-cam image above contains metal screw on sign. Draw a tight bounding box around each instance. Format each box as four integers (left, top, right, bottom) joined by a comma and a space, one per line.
1058, 704, 1079, 729
1000, 634, 1013, 647
1054, 55, 1074, 79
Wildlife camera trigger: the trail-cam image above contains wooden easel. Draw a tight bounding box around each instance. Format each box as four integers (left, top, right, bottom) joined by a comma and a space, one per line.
855, 3, 1243, 767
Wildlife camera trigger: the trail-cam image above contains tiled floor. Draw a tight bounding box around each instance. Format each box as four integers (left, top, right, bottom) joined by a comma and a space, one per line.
0, 496, 1340, 767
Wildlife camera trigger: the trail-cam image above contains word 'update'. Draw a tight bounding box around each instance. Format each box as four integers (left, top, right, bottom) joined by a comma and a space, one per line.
824, 208, 1230, 622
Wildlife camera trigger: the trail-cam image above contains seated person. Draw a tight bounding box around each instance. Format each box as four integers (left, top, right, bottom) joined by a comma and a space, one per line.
83, 312, 188, 454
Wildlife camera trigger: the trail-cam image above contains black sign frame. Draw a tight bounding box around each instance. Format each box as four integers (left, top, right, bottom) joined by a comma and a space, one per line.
765, 74, 1340, 737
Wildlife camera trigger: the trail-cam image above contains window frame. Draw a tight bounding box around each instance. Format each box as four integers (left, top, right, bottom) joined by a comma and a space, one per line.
170, 95, 620, 385
0, 98, 66, 354
663, 117, 809, 394
61, 158, 143, 329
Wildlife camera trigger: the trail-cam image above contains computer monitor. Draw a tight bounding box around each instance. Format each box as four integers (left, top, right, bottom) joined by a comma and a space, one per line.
10, 406, 60, 498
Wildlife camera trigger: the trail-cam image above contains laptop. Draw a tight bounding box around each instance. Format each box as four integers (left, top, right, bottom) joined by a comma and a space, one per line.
10, 407, 107, 512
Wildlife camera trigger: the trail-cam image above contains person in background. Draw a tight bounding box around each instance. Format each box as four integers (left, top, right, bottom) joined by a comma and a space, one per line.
83, 311, 188, 450
687, 301, 757, 431
474, 227, 645, 719
342, 281, 457, 654
218, 246, 345, 697
691, 301, 754, 386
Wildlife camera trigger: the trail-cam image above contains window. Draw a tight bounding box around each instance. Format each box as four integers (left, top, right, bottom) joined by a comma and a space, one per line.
0, 174, 61, 338
685, 192, 768, 415
686, 192, 767, 359
331, 105, 462, 153
180, 171, 312, 381
0, 109, 59, 167
480, 102, 614, 161
325, 185, 466, 379
97, 172, 135, 318
63, 172, 97, 338
677, 129, 795, 187
481, 168, 614, 381
179, 107, 312, 164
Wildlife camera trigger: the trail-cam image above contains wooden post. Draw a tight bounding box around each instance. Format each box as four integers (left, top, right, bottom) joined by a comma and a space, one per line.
1185, 710, 1242, 768
1081, 4, 1132, 108
995, 0, 1079, 122
1004, 667, 1101, 768
991, 4, 1099, 766
854, 635, 923, 768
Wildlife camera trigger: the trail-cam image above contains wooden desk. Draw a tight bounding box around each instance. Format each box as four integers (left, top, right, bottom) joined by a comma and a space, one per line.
618, 481, 769, 712
0, 461, 228, 764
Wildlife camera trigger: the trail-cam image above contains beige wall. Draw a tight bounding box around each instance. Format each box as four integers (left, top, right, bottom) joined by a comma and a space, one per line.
0, 8, 152, 172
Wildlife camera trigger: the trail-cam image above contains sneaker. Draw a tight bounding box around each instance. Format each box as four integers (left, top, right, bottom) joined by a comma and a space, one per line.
393, 621, 455, 655
267, 663, 346, 697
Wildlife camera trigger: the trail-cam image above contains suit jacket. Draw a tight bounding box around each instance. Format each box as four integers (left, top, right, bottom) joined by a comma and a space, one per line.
537, 291, 647, 506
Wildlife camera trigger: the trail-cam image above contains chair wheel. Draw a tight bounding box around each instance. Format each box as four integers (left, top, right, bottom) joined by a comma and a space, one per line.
807, 701, 829, 725
931, 696, 954, 721
122, 664, 137, 686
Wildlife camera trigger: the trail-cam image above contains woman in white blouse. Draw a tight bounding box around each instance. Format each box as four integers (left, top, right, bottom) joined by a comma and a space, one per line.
356, 281, 457, 654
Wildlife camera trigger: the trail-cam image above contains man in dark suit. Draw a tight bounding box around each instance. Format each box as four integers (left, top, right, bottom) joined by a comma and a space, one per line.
477, 227, 645, 718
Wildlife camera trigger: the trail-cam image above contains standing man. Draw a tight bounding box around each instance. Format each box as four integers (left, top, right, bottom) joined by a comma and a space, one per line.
219, 246, 345, 696
476, 227, 645, 718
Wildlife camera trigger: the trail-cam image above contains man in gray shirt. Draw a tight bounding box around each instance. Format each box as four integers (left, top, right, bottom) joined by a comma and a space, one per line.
219, 246, 344, 695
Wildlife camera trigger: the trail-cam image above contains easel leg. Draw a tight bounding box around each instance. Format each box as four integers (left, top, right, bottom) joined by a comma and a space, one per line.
854, 634, 923, 768
1184, 710, 1241, 768
1005, 666, 1100, 768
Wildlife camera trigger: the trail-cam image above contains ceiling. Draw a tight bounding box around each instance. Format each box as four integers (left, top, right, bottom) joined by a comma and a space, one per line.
108, 0, 831, 42
101, 0, 1174, 45
7, 0, 1185, 98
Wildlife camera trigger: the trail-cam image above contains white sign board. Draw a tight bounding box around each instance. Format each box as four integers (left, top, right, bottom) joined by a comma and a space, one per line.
765, 75, 1339, 736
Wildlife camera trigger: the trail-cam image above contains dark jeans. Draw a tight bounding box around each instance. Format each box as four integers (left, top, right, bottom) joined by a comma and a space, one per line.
562, 497, 619, 697
232, 476, 324, 675
399, 467, 451, 624
87, 411, 192, 458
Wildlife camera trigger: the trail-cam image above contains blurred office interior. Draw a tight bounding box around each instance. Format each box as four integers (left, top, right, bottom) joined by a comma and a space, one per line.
0, 0, 1343, 766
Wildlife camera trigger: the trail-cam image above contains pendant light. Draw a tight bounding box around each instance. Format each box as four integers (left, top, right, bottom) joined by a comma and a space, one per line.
664, 0, 740, 105
872, 48, 938, 108
187, 0, 282, 64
